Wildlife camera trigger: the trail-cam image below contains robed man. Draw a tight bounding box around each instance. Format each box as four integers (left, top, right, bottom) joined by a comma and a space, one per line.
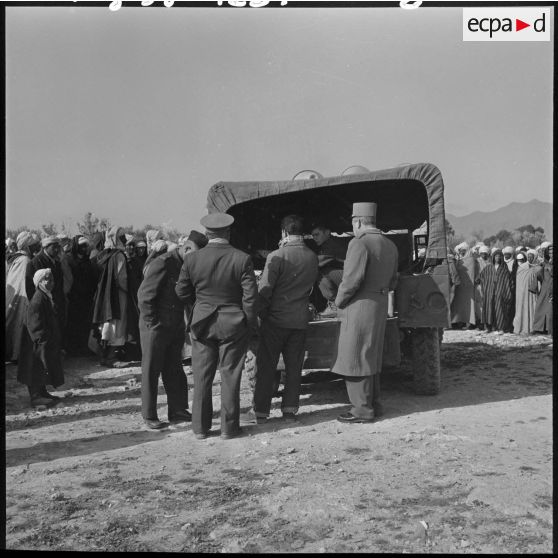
5, 232, 41, 361
479, 249, 513, 333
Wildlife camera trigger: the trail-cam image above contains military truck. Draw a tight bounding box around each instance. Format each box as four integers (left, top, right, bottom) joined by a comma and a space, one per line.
205, 162, 450, 395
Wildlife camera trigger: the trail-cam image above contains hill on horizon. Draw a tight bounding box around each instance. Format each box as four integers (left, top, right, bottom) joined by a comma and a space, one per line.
446, 199, 552, 240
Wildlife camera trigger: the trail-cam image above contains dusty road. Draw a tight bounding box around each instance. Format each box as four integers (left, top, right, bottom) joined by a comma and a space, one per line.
5, 329, 553, 553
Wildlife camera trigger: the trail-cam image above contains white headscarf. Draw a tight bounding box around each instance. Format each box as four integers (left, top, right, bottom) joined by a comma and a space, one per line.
104, 226, 126, 251
33, 268, 52, 287
146, 229, 165, 252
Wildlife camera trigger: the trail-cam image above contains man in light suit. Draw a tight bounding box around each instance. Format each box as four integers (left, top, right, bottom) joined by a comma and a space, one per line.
332, 202, 398, 423
175, 213, 258, 440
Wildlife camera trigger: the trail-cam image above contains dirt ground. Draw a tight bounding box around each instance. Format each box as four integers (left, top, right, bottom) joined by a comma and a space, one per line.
5, 329, 553, 553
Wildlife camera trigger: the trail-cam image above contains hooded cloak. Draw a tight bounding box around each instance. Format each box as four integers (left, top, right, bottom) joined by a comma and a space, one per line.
479, 250, 513, 332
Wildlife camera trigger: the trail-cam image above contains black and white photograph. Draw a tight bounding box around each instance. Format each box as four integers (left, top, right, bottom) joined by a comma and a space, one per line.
4, 0, 553, 552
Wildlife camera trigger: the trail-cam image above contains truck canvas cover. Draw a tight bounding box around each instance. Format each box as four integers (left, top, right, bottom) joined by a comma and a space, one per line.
207, 162, 447, 262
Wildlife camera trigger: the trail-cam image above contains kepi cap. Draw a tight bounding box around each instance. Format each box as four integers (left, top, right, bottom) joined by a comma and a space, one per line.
201, 213, 234, 231
352, 202, 377, 218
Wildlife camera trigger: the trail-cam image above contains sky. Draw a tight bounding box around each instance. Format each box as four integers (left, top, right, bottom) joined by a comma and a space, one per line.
5, 3, 554, 234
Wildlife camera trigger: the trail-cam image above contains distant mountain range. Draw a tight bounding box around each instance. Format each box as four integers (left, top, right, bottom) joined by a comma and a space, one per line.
446, 199, 553, 240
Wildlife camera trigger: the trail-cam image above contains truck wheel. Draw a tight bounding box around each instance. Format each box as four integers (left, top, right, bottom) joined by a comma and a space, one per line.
411, 327, 441, 395
244, 347, 258, 392
244, 340, 282, 396
437, 327, 444, 350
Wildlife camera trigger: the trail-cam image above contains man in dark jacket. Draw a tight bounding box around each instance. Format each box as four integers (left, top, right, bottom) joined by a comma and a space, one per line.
249, 215, 318, 423
175, 213, 258, 440
17, 268, 65, 408
66, 235, 98, 356
137, 243, 192, 430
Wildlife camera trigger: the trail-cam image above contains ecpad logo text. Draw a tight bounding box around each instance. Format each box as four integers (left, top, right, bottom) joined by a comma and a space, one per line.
463, 8, 551, 42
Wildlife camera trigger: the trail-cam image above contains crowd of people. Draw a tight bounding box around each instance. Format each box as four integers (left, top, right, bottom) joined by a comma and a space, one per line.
5, 216, 553, 436
444, 241, 553, 336
5, 228, 207, 408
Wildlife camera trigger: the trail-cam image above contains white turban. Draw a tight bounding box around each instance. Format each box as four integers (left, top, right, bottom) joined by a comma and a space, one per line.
479, 245, 490, 254
41, 236, 59, 248
455, 242, 469, 252
502, 246, 514, 255
527, 248, 538, 257
166, 241, 178, 252
515, 246, 525, 253
146, 229, 165, 251
151, 239, 167, 253
16, 232, 30, 249
491, 247, 499, 255
33, 268, 52, 287
540, 241, 551, 249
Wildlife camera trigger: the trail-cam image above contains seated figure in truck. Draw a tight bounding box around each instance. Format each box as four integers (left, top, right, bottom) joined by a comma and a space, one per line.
310, 222, 351, 302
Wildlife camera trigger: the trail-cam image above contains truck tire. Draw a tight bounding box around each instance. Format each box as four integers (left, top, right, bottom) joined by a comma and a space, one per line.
411, 327, 441, 395
244, 341, 281, 396
245, 347, 258, 392
437, 327, 444, 350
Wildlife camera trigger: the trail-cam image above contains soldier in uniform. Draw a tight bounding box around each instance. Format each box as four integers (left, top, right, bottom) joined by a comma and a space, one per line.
138, 241, 192, 430
175, 213, 258, 440
333, 202, 399, 423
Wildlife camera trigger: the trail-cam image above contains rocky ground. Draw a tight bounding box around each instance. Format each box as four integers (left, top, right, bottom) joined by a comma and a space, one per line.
5, 329, 553, 553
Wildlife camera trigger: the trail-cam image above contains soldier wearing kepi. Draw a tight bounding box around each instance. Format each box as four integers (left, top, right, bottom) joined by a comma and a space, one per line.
175, 213, 258, 440
333, 202, 399, 423
137, 240, 192, 430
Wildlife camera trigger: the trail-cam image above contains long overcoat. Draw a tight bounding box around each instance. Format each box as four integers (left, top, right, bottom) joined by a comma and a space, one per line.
479, 261, 513, 332
332, 229, 398, 377
451, 255, 478, 325
17, 288, 65, 388
26, 251, 66, 322
530, 262, 553, 334
5, 252, 31, 361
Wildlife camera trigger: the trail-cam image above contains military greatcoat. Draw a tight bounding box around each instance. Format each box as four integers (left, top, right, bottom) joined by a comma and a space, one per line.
332, 228, 398, 377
